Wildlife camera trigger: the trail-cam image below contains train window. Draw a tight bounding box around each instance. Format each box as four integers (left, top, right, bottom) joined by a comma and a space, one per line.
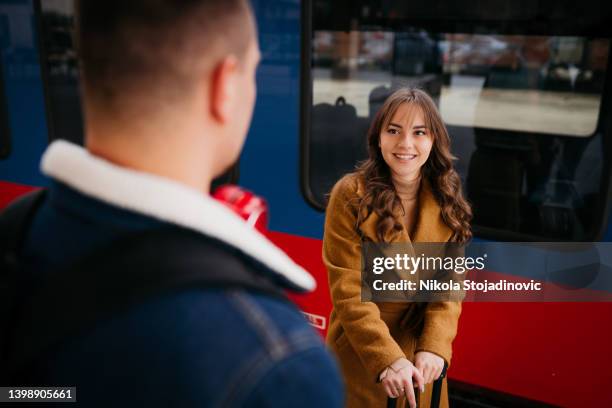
302, 0, 612, 241
34, 0, 239, 184
37, 0, 83, 145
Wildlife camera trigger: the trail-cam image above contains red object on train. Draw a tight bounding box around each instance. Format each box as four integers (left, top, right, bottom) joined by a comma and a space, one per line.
212, 185, 269, 233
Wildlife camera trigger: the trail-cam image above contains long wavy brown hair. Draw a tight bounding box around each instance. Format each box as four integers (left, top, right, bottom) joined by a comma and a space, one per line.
354, 88, 472, 243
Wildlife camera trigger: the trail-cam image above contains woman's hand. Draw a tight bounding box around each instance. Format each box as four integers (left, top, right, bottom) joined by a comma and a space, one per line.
379, 357, 424, 408
414, 351, 445, 385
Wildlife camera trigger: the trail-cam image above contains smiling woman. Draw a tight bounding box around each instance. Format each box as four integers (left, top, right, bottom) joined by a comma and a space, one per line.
356, 88, 472, 245
379, 104, 433, 184
323, 88, 472, 408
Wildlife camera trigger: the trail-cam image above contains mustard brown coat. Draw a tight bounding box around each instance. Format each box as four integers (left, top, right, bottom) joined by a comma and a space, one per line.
323, 173, 462, 408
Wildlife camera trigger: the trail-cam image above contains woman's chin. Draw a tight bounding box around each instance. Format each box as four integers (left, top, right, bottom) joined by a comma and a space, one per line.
390, 167, 421, 180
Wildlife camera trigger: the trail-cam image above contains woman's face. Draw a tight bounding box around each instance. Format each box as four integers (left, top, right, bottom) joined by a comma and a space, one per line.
379, 103, 433, 181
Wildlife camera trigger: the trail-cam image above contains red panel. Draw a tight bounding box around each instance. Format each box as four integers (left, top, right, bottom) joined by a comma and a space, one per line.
267, 230, 332, 334
268, 230, 612, 408
0, 180, 38, 209
452, 302, 612, 407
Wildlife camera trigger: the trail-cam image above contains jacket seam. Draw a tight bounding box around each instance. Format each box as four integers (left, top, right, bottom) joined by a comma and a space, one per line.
226, 290, 289, 359
216, 291, 323, 406
220, 331, 326, 406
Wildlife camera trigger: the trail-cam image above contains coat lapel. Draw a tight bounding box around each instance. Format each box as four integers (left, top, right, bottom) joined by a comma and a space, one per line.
357, 178, 452, 288
412, 179, 453, 243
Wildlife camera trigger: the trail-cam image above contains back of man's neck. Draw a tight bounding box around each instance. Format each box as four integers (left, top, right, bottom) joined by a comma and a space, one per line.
86, 132, 213, 195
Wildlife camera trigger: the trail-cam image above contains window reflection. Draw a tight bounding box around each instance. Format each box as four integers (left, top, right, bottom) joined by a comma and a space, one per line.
308, 29, 610, 240
313, 32, 608, 136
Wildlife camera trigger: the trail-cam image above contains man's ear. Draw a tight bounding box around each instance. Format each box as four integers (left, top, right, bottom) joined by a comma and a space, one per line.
210, 55, 238, 124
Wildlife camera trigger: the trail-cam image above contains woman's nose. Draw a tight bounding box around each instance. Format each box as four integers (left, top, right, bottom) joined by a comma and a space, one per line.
397, 133, 414, 148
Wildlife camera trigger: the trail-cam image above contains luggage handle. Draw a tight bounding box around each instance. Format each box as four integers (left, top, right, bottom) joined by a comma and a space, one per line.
386, 362, 448, 408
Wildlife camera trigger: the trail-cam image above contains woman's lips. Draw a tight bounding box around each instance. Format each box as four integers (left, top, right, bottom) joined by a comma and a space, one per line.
393, 153, 417, 161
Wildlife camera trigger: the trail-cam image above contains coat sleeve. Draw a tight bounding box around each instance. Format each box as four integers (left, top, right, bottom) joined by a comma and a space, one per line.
323, 177, 405, 381
414, 301, 461, 365
415, 244, 463, 365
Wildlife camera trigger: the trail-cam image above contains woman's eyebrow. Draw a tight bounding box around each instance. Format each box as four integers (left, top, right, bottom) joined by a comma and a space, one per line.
388, 122, 402, 128
412, 125, 427, 129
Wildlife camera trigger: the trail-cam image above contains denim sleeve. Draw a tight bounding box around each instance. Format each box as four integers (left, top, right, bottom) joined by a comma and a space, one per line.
244, 345, 344, 407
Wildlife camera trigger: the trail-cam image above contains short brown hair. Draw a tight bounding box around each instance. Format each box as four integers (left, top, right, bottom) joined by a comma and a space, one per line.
75, 0, 253, 113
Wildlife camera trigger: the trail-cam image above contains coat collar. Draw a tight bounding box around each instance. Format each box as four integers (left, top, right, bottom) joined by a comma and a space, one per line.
357, 177, 452, 244
41, 140, 315, 292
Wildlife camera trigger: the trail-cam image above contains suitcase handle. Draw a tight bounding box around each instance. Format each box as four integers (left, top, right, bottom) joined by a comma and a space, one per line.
386, 362, 448, 408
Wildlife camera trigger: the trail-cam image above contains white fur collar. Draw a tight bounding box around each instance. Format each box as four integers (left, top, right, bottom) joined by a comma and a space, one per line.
41, 140, 315, 292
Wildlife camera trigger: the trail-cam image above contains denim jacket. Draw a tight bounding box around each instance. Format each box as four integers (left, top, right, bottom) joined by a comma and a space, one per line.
16, 141, 344, 407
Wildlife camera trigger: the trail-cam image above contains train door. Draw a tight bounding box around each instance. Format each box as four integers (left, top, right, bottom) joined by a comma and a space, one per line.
300, 1, 612, 406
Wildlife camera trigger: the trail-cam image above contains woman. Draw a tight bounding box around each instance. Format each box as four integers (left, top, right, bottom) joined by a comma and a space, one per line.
324, 88, 472, 408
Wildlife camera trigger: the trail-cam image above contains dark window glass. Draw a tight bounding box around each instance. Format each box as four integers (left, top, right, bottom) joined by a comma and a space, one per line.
303, 0, 612, 241
37, 0, 83, 145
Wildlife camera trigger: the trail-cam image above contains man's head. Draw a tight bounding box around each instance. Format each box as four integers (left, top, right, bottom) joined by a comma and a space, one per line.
76, 0, 260, 179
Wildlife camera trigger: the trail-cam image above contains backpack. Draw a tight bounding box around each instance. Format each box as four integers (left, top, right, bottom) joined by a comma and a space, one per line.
0, 189, 47, 382
0, 190, 287, 383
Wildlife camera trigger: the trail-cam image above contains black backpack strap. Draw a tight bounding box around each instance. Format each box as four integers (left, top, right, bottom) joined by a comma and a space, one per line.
0, 189, 47, 382
7, 227, 288, 380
